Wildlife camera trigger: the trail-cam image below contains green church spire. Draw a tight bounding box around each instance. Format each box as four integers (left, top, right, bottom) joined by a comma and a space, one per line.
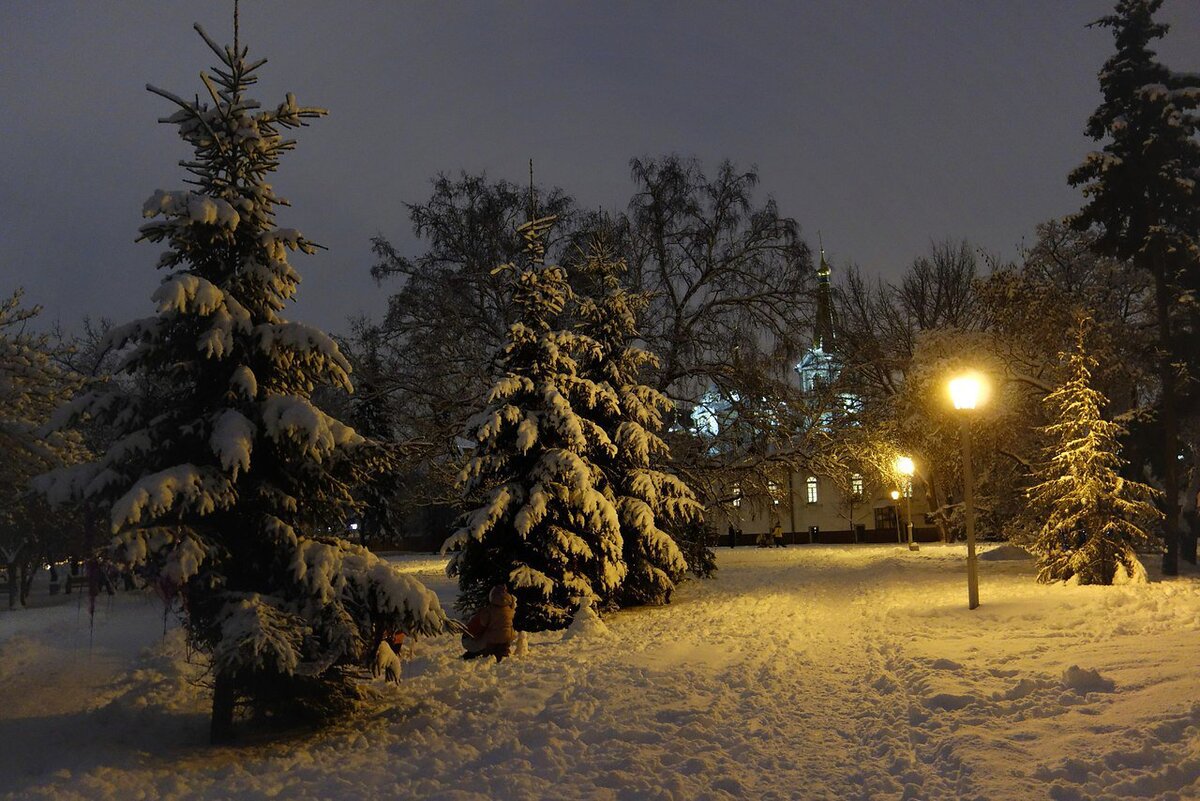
814, 247, 835, 351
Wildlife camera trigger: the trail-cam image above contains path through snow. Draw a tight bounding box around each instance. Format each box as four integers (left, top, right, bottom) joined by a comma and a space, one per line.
2, 545, 1198, 800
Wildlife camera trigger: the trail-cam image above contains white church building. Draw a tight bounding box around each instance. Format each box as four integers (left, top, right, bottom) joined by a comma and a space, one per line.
701, 249, 933, 545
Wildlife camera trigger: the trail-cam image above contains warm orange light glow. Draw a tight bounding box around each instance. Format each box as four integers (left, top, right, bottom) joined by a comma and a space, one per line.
894, 455, 914, 476
949, 372, 987, 410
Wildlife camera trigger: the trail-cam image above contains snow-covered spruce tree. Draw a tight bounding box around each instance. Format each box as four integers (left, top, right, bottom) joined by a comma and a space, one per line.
1027, 318, 1161, 584
444, 216, 626, 631
0, 290, 86, 608
37, 24, 444, 742
574, 238, 703, 605
1068, 0, 1200, 572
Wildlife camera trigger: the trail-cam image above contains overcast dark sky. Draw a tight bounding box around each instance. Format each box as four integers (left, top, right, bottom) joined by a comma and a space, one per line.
3, 1, 1198, 334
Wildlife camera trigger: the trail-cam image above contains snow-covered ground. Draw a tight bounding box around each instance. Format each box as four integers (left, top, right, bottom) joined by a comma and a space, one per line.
2, 545, 1199, 801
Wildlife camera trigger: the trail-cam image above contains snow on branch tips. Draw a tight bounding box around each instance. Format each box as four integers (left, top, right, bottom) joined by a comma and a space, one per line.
110, 464, 235, 531
213, 594, 307, 678
289, 539, 446, 637
262, 395, 362, 458
210, 409, 255, 476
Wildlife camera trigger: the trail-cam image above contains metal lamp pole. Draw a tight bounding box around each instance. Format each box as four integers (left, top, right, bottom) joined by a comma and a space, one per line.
960, 415, 979, 609
905, 479, 916, 552
895, 456, 917, 552
890, 490, 902, 543
949, 374, 984, 610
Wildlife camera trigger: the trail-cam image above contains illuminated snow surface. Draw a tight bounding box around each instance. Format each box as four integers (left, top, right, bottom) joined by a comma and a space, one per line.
2, 545, 1199, 800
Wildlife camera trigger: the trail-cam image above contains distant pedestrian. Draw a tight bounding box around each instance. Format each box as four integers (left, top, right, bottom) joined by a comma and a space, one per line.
772, 521, 785, 548
727, 523, 738, 549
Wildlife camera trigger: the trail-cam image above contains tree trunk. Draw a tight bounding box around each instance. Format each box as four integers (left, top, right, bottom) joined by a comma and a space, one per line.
19, 556, 36, 606
6, 561, 17, 610
1182, 446, 1198, 565
7, 541, 33, 608
924, 473, 949, 543
210, 670, 237, 745
1151, 253, 1181, 575
1184, 459, 1200, 564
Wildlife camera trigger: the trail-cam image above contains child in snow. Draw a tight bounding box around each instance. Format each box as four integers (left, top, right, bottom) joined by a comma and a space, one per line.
461, 584, 517, 662
772, 520, 785, 548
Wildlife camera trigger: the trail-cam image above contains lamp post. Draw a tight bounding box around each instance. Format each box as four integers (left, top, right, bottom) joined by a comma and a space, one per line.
949, 372, 985, 610
890, 490, 902, 544
894, 456, 917, 551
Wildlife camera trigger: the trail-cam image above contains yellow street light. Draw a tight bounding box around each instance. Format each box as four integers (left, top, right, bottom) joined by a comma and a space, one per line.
949, 372, 987, 411
893, 455, 917, 551
949, 371, 986, 610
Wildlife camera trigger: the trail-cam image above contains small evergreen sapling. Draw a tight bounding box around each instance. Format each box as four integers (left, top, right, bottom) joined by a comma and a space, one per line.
1027, 319, 1161, 584
575, 239, 703, 605
37, 22, 444, 742
444, 217, 626, 631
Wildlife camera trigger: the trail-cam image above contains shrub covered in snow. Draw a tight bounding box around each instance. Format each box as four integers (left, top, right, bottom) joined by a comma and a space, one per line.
36, 22, 444, 741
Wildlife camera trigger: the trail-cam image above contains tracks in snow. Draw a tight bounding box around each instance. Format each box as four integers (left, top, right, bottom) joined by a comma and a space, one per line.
608, 550, 974, 800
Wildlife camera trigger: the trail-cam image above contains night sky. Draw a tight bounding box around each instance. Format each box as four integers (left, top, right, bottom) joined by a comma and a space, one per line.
3, 1, 1198, 334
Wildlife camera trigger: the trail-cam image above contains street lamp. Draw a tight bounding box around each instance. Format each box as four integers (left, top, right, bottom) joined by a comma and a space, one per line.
893, 455, 917, 551
949, 372, 986, 610
889, 490, 902, 544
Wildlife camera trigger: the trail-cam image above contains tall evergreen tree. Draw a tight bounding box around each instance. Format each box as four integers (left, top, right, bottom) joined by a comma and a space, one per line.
444, 217, 625, 631
1027, 319, 1161, 585
1068, 0, 1200, 571
38, 21, 444, 742
575, 237, 703, 606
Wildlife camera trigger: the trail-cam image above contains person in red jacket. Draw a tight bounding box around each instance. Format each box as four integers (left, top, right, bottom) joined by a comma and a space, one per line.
461, 584, 517, 662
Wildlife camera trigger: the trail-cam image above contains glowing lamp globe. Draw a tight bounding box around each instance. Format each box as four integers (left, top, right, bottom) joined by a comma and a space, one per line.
894, 455, 914, 477
949, 373, 986, 410
890, 490, 900, 500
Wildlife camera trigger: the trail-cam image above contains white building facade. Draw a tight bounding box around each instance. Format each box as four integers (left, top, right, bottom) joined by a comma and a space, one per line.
706, 248, 934, 544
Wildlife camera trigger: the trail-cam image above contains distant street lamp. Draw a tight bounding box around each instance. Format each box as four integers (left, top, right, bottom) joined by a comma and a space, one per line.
894, 456, 917, 551
949, 372, 986, 610
890, 490, 902, 543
